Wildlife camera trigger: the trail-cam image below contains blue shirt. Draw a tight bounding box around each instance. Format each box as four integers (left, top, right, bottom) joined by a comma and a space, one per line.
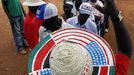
66, 16, 98, 34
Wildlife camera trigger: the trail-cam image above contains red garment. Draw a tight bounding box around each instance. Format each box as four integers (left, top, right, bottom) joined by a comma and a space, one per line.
115, 52, 130, 75
32, 17, 45, 33
24, 11, 39, 49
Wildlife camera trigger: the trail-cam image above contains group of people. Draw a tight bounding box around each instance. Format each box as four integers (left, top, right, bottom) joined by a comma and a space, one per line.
63, 0, 109, 36
2, 0, 132, 75
1, 0, 107, 54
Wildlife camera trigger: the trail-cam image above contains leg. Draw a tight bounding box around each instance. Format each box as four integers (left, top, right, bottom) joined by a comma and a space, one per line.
19, 16, 28, 47
10, 16, 26, 54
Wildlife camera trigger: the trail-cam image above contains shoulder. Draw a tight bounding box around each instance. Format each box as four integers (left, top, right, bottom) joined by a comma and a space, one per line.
62, 22, 75, 29
66, 16, 77, 23
58, 16, 75, 28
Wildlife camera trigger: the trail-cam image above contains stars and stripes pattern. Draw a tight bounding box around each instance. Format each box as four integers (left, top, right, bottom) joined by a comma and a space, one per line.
29, 68, 52, 75
28, 28, 115, 75
86, 41, 106, 65
28, 35, 55, 74
40, 68, 52, 75
36, 4, 47, 19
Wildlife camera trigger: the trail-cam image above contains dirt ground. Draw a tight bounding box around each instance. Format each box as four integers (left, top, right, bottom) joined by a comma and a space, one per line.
0, 0, 134, 75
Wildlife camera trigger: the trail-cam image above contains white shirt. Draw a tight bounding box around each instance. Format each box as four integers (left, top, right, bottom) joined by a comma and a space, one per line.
66, 16, 98, 34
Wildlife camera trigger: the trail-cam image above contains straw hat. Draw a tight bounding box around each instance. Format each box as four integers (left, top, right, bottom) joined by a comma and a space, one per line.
50, 41, 93, 75
28, 28, 115, 75
23, 0, 45, 6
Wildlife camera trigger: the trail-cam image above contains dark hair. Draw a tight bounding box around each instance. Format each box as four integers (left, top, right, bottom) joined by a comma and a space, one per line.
75, 0, 82, 11
90, 0, 97, 3
28, 6, 39, 13
42, 16, 62, 32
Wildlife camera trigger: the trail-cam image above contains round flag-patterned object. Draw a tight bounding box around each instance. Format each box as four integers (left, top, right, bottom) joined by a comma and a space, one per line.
28, 28, 115, 75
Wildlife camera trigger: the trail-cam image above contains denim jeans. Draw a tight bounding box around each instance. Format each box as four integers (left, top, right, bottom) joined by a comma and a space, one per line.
10, 16, 25, 51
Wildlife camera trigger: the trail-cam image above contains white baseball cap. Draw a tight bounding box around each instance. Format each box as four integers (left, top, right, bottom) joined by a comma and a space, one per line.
36, 3, 58, 20
64, 1, 74, 6
28, 28, 115, 75
23, 0, 45, 6
79, 3, 93, 15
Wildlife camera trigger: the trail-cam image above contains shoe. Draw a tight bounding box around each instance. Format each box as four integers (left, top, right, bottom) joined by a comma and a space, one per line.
105, 29, 108, 33
18, 48, 27, 55
28, 48, 32, 52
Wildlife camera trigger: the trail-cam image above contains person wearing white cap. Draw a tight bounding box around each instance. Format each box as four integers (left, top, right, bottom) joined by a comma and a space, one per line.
23, 0, 45, 49
34, 3, 74, 40
67, 3, 98, 35
73, 0, 89, 16
62, 1, 74, 21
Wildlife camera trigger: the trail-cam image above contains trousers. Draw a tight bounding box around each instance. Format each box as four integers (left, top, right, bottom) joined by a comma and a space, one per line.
10, 16, 26, 51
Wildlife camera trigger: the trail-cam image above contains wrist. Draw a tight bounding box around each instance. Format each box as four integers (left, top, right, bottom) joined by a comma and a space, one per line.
111, 11, 123, 22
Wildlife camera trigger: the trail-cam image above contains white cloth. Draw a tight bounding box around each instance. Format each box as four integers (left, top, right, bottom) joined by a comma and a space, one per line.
79, 3, 94, 16
71, 3, 79, 16
89, 0, 104, 23
66, 16, 98, 34
89, 0, 104, 7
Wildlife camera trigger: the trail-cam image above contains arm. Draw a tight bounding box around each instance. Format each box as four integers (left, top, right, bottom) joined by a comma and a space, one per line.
1, 0, 13, 23
20, 2, 26, 17
105, 0, 132, 58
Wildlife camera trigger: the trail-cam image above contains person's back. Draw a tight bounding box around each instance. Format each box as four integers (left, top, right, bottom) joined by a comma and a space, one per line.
23, 0, 45, 49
